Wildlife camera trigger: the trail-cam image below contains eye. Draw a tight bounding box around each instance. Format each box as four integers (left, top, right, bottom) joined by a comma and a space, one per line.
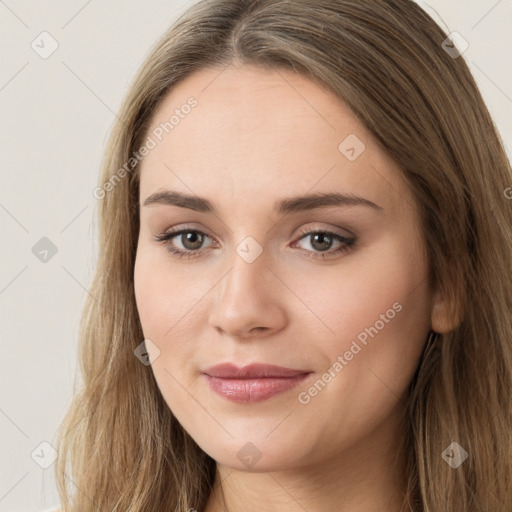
291, 229, 356, 260
154, 227, 356, 260
154, 229, 215, 259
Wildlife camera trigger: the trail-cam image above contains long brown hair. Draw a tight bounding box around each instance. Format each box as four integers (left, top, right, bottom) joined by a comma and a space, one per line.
55, 1, 512, 510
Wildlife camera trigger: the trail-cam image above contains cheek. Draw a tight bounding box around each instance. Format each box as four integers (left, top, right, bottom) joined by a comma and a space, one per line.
133, 249, 165, 337
134, 246, 203, 340
133, 248, 203, 421
133, 247, 212, 391
296, 242, 431, 422
291, 236, 430, 346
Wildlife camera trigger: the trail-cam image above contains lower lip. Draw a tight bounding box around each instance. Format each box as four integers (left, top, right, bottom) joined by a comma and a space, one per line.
203, 373, 312, 403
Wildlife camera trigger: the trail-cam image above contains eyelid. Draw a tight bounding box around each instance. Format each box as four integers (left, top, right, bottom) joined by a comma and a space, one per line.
293, 223, 354, 240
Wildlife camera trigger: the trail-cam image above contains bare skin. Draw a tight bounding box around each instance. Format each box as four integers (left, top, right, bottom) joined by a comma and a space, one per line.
133, 63, 457, 512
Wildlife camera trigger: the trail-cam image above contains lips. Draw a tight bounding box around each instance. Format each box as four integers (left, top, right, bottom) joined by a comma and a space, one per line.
202, 363, 313, 403
203, 362, 311, 379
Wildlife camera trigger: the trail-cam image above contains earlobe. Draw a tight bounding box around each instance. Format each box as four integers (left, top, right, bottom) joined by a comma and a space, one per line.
430, 287, 464, 334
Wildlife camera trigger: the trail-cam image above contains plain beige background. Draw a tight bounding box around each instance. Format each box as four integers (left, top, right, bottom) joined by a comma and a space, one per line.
0, 1, 510, 510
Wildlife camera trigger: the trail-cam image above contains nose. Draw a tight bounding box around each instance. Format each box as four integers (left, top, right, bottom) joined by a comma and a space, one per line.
208, 245, 287, 340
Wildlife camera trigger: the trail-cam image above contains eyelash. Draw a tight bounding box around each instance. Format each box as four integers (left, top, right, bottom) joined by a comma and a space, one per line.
154, 227, 356, 261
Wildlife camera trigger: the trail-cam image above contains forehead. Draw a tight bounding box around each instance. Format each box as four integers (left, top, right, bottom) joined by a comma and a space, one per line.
138, 64, 415, 217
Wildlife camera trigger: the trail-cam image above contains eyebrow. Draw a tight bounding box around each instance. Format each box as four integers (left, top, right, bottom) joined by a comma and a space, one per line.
142, 190, 383, 215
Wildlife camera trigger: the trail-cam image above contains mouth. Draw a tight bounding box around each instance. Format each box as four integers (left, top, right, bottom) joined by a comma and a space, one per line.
202, 362, 313, 403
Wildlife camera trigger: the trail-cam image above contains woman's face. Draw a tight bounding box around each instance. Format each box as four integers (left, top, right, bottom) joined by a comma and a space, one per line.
134, 64, 435, 471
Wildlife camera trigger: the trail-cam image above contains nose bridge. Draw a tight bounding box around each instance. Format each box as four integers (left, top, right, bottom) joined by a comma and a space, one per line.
208, 237, 286, 337
220, 237, 270, 306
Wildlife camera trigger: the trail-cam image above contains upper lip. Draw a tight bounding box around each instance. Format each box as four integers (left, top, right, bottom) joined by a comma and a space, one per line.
203, 363, 312, 379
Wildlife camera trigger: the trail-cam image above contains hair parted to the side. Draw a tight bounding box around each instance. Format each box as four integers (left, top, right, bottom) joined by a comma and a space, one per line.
54, 1, 512, 510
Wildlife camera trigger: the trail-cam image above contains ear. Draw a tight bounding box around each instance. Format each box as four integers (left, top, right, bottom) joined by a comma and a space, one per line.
430, 285, 463, 333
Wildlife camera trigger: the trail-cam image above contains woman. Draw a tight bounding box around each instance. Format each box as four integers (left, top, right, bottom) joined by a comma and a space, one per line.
55, 0, 512, 510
